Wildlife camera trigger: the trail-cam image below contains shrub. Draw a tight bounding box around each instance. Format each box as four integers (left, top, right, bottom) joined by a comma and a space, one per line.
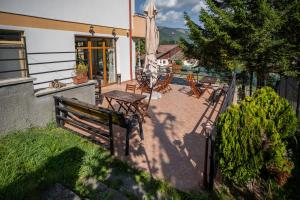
75, 62, 88, 75
216, 87, 297, 186
175, 60, 183, 65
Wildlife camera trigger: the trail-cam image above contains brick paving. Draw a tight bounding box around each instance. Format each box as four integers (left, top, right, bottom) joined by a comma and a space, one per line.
100, 81, 223, 191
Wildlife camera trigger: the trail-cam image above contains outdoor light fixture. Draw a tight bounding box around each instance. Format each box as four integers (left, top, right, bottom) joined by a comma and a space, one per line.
126, 30, 129, 37
89, 25, 95, 36
112, 28, 117, 38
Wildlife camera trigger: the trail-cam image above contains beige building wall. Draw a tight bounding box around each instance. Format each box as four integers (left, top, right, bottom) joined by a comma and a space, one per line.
132, 15, 146, 38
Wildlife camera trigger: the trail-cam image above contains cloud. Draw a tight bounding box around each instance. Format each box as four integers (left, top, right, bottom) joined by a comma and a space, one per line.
141, 0, 201, 11
191, 1, 209, 13
157, 0, 200, 9
156, 0, 177, 8
137, 0, 205, 28
157, 10, 183, 22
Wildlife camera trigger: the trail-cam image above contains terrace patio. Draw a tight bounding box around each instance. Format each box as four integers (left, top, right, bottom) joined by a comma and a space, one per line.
98, 79, 225, 191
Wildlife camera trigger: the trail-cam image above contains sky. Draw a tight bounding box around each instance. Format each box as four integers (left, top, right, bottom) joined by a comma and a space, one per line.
135, 0, 207, 29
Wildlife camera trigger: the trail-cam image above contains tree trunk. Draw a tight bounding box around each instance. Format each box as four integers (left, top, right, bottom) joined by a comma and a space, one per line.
242, 71, 247, 98
249, 71, 253, 96
256, 71, 266, 89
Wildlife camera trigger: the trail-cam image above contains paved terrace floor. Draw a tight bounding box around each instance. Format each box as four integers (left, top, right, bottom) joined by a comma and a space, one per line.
99, 80, 223, 192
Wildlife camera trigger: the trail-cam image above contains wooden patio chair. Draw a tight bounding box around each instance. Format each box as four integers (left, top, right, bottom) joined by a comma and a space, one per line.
186, 74, 193, 82
154, 74, 167, 92
154, 73, 173, 93
165, 73, 173, 92
117, 84, 137, 113
139, 86, 153, 121
187, 75, 206, 98
125, 84, 137, 94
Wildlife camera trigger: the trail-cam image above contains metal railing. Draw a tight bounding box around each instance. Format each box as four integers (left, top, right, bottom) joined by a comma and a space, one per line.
207, 72, 236, 190
27, 51, 76, 86
0, 37, 77, 87
158, 65, 232, 82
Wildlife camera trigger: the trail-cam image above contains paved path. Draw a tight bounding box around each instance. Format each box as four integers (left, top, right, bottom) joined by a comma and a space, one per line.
101, 82, 223, 191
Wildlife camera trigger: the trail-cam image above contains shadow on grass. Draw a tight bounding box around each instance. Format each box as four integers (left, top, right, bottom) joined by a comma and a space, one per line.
0, 147, 85, 199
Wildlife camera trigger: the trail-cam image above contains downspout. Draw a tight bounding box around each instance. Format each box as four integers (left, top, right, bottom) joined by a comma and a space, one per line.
129, 0, 133, 80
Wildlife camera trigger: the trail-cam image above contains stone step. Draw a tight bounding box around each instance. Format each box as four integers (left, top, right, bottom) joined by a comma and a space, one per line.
82, 178, 129, 200
42, 183, 81, 200
43, 182, 129, 200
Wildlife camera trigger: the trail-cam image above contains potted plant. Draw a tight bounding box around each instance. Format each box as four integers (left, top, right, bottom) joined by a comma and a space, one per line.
73, 62, 88, 84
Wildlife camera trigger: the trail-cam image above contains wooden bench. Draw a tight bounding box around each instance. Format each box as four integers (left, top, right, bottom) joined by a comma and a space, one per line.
54, 96, 143, 156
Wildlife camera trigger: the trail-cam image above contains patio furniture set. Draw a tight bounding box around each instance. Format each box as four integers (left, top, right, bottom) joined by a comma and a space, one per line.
54, 70, 174, 156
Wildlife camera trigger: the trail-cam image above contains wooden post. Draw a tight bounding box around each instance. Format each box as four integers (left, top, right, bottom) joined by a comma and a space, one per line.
203, 134, 209, 187
108, 114, 114, 155
208, 130, 216, 191
88, 39, 93, 79
103, 41, 107, 85
54, 97, 61, 127
204, 123, 213, 188
125, 125, 131, 156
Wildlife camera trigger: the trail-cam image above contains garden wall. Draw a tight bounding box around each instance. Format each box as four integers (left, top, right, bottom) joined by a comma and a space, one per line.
0, 77, 95, 134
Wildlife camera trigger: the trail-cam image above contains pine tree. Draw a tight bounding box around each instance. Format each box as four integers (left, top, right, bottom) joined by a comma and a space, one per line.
180, 0, 299, 87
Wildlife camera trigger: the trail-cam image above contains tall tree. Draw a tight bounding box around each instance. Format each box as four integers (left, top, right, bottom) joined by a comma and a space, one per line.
180, 0, 299, 88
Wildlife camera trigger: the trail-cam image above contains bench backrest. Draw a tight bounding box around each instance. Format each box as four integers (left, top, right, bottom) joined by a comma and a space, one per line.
54, 96, 128, 128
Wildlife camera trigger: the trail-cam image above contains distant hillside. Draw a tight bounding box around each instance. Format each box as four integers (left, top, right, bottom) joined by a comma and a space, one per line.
158, 26, 189, 45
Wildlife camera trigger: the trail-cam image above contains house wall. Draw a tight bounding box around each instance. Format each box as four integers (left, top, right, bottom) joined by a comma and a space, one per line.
157, 59, 170, 66
133, 15, 146, 38
0, 24, 131, 89
0, 78, 95, 134
0, 0, 135, 88
0, 0, 133, 30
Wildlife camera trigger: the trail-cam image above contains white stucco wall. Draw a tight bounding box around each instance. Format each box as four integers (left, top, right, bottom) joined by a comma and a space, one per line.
0, 0, 136, 88
157, 59, 170, 66
0, 25, 132, 89
0, 0, 134, 29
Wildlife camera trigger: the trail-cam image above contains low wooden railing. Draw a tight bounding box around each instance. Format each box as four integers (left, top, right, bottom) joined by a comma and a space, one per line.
207, 72, 236, 190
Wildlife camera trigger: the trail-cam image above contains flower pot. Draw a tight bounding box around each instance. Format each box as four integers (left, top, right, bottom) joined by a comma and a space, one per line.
73, 74, 88, 84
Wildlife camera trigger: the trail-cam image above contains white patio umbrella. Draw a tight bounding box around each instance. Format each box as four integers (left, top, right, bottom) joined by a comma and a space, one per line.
144, 0, 160, 87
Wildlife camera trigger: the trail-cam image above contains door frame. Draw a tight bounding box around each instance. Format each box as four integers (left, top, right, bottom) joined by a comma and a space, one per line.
75, 35, 117, 86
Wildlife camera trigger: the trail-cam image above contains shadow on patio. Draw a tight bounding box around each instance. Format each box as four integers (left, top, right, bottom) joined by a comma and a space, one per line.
101, 82, 223, 192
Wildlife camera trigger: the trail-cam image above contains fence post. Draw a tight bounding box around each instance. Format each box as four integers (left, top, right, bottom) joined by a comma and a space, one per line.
208, 127, 216, 191
203, 122, 213, 188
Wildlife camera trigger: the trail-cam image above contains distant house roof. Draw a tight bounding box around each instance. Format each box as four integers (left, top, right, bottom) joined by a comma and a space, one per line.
139, 45, 186, 61
156, 44, 181, 59
170, 50, 185, 60
157, 45, 178, 54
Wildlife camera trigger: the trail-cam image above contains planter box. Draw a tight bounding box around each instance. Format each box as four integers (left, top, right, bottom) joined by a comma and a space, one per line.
73, 75, 88, 84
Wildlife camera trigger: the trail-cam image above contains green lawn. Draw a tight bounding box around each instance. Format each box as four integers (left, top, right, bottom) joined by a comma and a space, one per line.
0, 124, 215, 200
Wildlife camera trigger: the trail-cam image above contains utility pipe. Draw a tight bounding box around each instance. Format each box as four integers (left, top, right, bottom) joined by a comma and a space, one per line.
129, 0, 133, 80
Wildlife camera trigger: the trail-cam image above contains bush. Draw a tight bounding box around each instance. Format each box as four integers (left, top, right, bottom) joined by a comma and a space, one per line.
175, 60, 183, 65
216, 87, 297, 186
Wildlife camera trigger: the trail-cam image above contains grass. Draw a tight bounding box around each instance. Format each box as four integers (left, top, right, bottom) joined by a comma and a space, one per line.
0, 124, 216, 200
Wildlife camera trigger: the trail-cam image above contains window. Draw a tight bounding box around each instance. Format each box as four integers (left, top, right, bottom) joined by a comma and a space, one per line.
75, 36, 117, 85
0, 29, 27, 79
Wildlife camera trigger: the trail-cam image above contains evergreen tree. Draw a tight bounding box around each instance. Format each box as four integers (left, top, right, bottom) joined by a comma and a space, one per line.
180, 0, 300, 87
